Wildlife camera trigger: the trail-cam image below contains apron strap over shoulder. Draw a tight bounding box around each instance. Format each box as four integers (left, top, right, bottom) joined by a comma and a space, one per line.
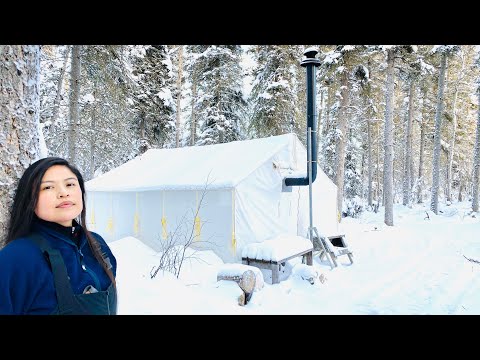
29, 233, 89, 315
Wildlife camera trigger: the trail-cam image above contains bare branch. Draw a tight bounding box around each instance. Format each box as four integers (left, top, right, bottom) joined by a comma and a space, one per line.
150, 173, 220, 279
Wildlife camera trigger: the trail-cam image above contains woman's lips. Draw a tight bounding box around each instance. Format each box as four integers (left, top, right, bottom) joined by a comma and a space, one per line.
56, 201, 74, 208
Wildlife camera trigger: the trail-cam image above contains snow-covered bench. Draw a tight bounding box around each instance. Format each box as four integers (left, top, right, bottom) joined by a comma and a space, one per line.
241, 234, 313, 284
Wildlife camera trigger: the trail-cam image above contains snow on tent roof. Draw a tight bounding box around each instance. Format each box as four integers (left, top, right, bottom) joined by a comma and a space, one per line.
86, 134, 296, 192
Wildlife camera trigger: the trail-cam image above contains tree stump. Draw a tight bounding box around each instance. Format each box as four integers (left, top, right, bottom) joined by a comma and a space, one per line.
217, 270, 256, 304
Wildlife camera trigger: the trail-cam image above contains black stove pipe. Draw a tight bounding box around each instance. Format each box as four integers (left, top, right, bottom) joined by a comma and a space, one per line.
284, 48, 321, 187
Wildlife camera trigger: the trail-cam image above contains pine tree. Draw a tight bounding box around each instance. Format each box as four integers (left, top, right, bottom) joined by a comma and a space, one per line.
130, 45, 176, 153
39, 45, 70, 130
248, 45, 302, 138
183, 45, 209, 146
67, 45, 82, 165
431, 46, 459, 214
41, 46, 137, 179
0, 45, 41, 243
382, 47, 397, 226
318, 45, 368, 219
472, 54, 480, 212
441, 46, 478, 203
193, 45, 246, 145
81, 45, 136, 178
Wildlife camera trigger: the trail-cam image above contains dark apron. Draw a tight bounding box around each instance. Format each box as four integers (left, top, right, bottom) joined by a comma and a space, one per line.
30, 233, 117, 315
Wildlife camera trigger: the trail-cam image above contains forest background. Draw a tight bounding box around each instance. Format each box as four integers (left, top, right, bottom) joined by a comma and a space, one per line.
1, 45, 479, 245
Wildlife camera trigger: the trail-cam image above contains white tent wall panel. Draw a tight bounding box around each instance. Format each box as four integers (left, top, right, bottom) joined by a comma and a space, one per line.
185, 189, 233, 262
87, 191, 137, 243
234, 154, 292, 262
87, 189, 234, 261
143, 190, 198, 251
279, 189, 299, 237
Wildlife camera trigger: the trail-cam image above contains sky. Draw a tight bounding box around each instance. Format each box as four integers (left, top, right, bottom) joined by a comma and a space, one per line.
108, 200, 480, 315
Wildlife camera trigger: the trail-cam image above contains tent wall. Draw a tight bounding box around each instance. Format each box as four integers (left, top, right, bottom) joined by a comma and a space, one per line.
184, 189, 233, 262
87, 191, 137, 242
235, 153, 294, 262
86, 189, 234, 261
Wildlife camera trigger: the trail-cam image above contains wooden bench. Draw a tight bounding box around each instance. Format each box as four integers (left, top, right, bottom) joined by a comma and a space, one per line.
241, 235, 313, 284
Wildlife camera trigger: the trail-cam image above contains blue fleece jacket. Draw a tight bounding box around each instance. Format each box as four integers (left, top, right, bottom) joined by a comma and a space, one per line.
0, 221, 116, 315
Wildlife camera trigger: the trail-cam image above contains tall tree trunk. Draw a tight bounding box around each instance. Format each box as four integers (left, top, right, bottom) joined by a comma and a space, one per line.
472, 88, 480, 212
190, 78, 197, 146
458, 177, 464, 202
67, 45, 81, 164
217, 88, 224, 143
403, 80, 414, 206
431, 52, 447, 214
360, 150, 365, 206
0, 45, 41, 244
383, 49, 395, 226
366, 97, 373, 207
417, 86, 427, 203
88, 110, 96, 180
446, 84, 459, 202
88, 87, 97, 180
323, 85, 332, 137
175, 46, 183, 148
50, 45, 71, 126
139, 112, 148, 154
410, 153, 415, 191
447, 52, 466, 201
376, 121, 381, 206
334, 70, 350, 221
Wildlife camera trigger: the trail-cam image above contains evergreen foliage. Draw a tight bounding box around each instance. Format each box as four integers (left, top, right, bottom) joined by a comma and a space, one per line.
5, 43, 478, 232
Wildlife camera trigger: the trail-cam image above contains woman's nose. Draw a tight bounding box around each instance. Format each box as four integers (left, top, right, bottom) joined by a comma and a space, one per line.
57, 185, 70, 198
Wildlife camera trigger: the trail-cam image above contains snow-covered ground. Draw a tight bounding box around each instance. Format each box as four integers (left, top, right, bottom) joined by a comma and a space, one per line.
109, 201, 480, 315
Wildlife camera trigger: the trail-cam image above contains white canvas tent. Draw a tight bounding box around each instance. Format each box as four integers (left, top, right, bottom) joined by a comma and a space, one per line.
85, 133, 340, 263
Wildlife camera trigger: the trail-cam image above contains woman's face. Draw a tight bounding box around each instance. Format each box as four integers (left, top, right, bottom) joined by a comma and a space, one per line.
34, 165, 83, 227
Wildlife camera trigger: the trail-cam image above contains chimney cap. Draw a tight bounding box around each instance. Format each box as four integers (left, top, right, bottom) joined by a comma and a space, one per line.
303, 47, 319, 58
301, 47, 321, 67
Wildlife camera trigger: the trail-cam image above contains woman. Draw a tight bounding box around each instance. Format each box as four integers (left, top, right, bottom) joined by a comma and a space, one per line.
0, 157, 117, 315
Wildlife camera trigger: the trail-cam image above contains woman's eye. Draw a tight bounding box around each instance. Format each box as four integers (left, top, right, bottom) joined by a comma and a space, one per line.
42, 186, 52, 190
67, 183, 76, 187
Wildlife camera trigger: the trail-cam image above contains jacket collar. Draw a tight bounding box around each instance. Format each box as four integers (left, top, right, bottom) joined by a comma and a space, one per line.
32, 217, 85, 248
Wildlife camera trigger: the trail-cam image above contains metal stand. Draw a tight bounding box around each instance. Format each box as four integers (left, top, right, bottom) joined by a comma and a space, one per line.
307, 127, 335, 269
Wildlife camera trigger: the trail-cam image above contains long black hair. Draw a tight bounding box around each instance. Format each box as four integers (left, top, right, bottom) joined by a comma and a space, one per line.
6, 157, 116, 287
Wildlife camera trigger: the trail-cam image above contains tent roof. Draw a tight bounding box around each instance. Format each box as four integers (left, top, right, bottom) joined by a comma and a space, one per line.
86, 134, 299, 192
